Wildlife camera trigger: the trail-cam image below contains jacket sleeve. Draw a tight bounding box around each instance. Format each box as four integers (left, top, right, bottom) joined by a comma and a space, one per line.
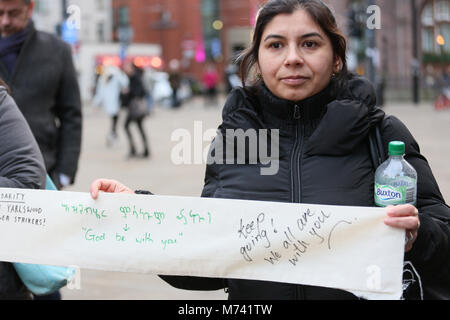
381, 115, 450, 283
201, 88, 247, 198
54, 42, 82, 184
0, 89, 46, 189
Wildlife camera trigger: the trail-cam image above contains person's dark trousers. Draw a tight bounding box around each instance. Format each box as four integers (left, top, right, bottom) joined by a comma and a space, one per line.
111, 114, 119, 136
124, 116, 150, 158
171, 88, 181, 108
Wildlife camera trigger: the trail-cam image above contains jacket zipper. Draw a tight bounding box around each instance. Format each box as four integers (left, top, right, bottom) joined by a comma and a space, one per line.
291, 104, 306, 300
290, 104, 304, 203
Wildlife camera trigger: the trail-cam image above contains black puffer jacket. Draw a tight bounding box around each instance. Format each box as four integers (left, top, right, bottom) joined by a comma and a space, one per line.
161, 76, 450, 299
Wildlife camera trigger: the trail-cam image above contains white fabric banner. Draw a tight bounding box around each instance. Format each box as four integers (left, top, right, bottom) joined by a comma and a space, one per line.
0, 187, 405, 299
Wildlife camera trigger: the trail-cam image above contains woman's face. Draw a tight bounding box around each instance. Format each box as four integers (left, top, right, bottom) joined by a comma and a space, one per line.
257, 9, 340, 101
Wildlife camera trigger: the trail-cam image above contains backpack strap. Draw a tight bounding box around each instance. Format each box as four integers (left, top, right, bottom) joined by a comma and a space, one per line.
368, 122, 386, 169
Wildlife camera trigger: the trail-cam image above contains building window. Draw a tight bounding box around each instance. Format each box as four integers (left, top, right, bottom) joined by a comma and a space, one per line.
119, 6, 130, 26
202, 0, 222, 61
96, 0, 105, 11
422, 28, 435, 52
113, 6, 133, 44
422, 3, 434, 26
97, 22, 105, 43
34, 0, 50, 15
435, 0, 450, 21
440, 24, 450, 52
421, 0, 450, 53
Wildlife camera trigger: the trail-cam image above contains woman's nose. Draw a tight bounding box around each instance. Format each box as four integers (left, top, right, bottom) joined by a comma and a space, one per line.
284, 45, 304, 66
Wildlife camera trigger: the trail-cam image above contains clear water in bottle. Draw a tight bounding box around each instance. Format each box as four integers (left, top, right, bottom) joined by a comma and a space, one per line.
374, 141, 417, 207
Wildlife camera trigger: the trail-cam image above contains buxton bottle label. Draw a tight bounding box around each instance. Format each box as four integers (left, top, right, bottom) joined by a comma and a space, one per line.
374, 183, 417, 207
375, 184, 404, 206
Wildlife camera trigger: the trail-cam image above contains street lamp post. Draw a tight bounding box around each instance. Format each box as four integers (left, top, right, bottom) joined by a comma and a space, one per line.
411, 0, 420, 104
366, 0, 377, 85
62, 0, 68, 19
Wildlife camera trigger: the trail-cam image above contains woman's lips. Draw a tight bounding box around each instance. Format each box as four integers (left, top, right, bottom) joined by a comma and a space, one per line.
281, 77, 309, 86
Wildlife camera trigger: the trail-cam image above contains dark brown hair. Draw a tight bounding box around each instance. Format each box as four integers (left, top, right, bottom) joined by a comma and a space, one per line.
238, 0, 348, 89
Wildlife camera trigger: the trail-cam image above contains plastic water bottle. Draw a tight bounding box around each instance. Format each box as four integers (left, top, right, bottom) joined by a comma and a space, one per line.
374, 141, 417, 207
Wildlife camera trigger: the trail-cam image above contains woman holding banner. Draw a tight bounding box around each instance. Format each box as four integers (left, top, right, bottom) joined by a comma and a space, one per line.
0, 80, 46, 299
90, 0, 449, 300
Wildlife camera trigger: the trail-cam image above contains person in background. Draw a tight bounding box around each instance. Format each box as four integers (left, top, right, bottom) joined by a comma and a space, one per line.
225, 62, 241, 94
142, 67, 156, 116
0, 0, 82, 301
0, 0, 82, 191
93, 65, 129, 147
122, 61, 150, 159
0, 79, 46, 299
168, 59, 182, 108
202, 62, 219, 107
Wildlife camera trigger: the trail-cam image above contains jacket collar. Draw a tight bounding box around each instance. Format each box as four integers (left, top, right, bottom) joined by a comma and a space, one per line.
0, 20, 37, 83
256, 81, 336, 123
249, 75, 386, 155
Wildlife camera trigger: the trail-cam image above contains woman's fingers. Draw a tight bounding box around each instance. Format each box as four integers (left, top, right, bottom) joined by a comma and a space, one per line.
384, 215, 419, 230
384, 204, 420, 229
90, 179, 132, 199
384, 215, 419, 253
90, 179, 104, 199
386, 204, 418, 217
384, 205, 420, 253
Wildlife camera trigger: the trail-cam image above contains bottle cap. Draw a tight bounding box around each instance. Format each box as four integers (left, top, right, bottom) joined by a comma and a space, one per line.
389, 141, 405, 156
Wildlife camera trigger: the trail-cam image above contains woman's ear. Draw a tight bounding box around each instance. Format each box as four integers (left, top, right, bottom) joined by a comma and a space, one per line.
255, 62, 262, 79
255, 62, 261, 74
333, 56, 342, 74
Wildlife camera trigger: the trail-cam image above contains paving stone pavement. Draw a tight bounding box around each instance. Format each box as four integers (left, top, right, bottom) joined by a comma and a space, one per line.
60, 96, 450, 299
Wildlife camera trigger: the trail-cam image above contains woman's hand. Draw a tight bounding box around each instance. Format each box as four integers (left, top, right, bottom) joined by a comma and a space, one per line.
90, 179, 134, 200
384, 204, 420, 252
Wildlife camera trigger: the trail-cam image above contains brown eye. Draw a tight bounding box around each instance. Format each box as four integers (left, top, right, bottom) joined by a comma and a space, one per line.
269, 42, 283, 49
303, 41, 317, 48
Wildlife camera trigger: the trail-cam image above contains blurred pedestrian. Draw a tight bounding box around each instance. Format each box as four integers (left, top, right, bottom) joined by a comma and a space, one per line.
202, 62, 219, 107
0, 79, 46, 299
123, 61, 150, 159
225, 62, 241, 94
0, 0, 81, 300
434, 65, 450, 110
440, 65, 450, 95
0, 0, 82, 192
168, 59, 182, 108
93, 65, 129, 147
142, 68, 156, 115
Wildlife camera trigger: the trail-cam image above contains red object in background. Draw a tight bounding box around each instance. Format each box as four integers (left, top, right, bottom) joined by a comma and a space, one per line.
434, 93, 450, 110
202, 69, 219, 89
96, 55, 164, 70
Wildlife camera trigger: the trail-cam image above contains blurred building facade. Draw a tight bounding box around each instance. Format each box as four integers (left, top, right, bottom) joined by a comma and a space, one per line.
111, 0, 448, 101
32, 0, 161, 102
334, 0, 450, 101
111, 0, 264, 88
33, 0, 113, 43
32, 0, 449, 102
